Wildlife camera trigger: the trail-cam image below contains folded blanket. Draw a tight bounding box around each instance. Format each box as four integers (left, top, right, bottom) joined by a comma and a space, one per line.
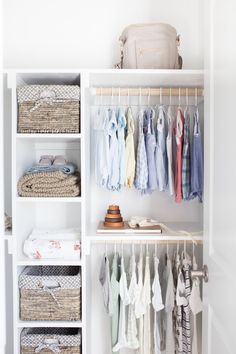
26, 162, 77, 175
17, 171, 80, 197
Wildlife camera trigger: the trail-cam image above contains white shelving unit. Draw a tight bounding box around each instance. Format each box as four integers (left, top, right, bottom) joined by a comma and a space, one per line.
7, 69, 204, 354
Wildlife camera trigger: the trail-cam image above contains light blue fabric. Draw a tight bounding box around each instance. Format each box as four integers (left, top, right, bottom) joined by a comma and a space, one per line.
135, 110, 148, 192
190, 108, 203, 202
143, 109, 158, 194
155, 106, 168, 191
117, 109, 127, 190
93, 108, 110, 187
107, 109, 119, 191
182, 107, 191, 201
26, 163, 77, 175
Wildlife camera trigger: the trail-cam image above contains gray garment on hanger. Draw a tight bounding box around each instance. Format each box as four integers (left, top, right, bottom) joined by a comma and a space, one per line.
110, 253, 120, 353
99, 254, 112, 315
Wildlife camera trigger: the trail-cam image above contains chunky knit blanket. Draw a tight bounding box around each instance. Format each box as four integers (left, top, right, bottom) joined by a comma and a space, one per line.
17, 171, 80, 197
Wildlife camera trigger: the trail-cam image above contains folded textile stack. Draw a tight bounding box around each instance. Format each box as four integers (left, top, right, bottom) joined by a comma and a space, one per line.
24, 228, 81, 260
5, 212, 12, 231
17, 155, 80, 197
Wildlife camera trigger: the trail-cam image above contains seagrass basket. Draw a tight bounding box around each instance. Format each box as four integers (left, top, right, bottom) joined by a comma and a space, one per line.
17, 85, 80, 133
21, 328, 81, 354
19, 266, 81, 321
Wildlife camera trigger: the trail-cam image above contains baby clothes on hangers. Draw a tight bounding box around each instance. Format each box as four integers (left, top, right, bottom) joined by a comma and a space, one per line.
113, 256, 130, 352
164, 256, 175, 354
166, 106, 175, 196
135, 110, 148, 193
142, 253, 151, 354
191, 108, 203, 202
127, 253, 139, 350
155, 105, 168, 191
125, 107, 136, 188
189, 277, 203, 354
93, 108, 110, 187
135, 250, 146, 354
117, 108, 127, 190
110, 253, 120, 353
108, 109, 120, 191
152, 256, 164, 354
182, 256, 192, 354
175, 107, 184, 203
182, 107, 191, 201
144, 108, 158, 194
99, 254, 112, 315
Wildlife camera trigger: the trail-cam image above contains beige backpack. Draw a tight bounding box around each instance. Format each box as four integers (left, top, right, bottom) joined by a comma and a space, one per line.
117, 23, 182, 69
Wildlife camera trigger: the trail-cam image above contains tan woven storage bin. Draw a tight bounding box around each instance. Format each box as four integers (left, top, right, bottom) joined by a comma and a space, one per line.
19, 266, 81, 321
21, 328, 81, 354
17, 85, 80, 133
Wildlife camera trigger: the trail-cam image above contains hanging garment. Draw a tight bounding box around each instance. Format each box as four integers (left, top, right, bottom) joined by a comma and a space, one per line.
175, 107, 184, 203
135, 110, 148, 192
166, 106, 175, 196
182, 107, 191, 201
127, 254, 139, 349
107, 109, 119, 191
182, 258, 192, 354
152, 256, 164, 354
135, 251, 146, 354
164, 256, 175, 354
143, 108, 158, 194
172, 252, 182, 354
191, 108, 203, 202
99, 254, 112, 315
155, 105, 168, 191
110, 253, 120, 353
113, 256, 130, 352
189, 277, 203, 354
142, 254, 151, 354
125, 107, 136, 188
93, 108, 110, 187
117, 109, 127, 190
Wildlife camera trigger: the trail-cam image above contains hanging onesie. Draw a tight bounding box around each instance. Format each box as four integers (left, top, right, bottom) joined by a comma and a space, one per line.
125, 107, 136, 188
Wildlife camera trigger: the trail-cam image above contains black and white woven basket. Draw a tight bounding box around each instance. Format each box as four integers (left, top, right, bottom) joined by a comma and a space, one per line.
19, 266, 81, 321
21, 328, 81, 354
17, 85, 80, 133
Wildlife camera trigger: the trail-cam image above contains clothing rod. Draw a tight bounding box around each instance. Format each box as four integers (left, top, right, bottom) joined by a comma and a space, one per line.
94, 87, 204, 97
92, 239, 203, 245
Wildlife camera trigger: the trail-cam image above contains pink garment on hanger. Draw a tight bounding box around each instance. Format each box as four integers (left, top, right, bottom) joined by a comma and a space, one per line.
174, 108, 184, 203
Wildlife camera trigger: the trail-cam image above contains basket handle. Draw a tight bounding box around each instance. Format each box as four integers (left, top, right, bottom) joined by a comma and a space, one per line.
35, 338, 60, 353
39, 280, 61, 307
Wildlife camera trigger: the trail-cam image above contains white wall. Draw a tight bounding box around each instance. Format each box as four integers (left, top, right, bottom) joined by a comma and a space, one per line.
3, 0, 203, 69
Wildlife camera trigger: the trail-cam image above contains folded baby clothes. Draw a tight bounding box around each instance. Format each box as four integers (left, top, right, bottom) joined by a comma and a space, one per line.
26, 162, 77, 175
24, 228, 81, 260
128, 216, 160, 229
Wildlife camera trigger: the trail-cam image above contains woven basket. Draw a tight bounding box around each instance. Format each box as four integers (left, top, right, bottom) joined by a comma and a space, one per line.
17, 85, 80, 133
21, 328, 81, 354
19, 266, 81, 321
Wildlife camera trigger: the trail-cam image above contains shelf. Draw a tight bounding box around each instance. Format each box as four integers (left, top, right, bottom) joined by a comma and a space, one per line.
16, 197, 82, 203
17, 258, 82, 266
16, 133, 81, 143
86, 222, 203, 242
17, 320, 83, 328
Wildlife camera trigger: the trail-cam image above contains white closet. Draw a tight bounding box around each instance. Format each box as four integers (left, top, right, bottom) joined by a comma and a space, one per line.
2, 1, 236, 354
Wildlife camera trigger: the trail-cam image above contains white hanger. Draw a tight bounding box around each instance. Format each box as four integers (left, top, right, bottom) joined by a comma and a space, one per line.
139, 87, 142, 106
155, 243, 157, 257
146, 242, 149, 256
132, 243, 135, 256
127, 88, 130, 106
178, 87, 181, 107
100, 87, 103, 106
160, 87, 163, 105
114, 242, 117, 255
118, 87, 121, 106
105, 241, 108, 257
148, 87, 151, 107
186, 88, 189, 107
111, 87, 114, 106
169, 87, 172, 106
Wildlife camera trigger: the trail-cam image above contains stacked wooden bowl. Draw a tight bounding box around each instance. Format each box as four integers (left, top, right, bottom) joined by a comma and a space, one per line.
104, 205, 124, 228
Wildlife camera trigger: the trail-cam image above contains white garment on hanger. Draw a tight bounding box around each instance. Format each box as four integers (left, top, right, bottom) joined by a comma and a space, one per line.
113, 256, 130, 352
166, 106, 175, 196
135, 251, 146, 354
152, 256, 164, 354
142, 254, 151, 354
127, 254, 139, 350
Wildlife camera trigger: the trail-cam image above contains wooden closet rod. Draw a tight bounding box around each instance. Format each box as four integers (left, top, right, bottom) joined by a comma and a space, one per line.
94, 87, 204, 97
92, 239, 203, 245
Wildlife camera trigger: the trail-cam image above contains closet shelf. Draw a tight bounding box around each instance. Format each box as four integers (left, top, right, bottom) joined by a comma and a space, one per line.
16, 133, 81, 143
17, 258, 82, 266
17, 320, 83, 328
16, 197, 82, 203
